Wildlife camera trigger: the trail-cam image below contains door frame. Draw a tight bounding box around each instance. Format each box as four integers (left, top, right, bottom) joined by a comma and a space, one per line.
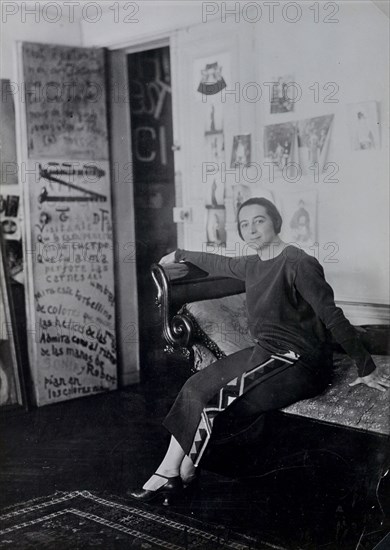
108, 35, 182, 384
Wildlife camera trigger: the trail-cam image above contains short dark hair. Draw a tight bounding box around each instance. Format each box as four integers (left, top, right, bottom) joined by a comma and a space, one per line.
237, 197, 283, 239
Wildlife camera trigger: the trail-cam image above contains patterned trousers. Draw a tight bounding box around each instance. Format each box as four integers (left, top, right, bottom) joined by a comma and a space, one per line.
163, 344, 331, 466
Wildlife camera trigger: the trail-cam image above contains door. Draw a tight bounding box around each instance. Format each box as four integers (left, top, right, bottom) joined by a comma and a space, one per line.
127, 45, 177, 364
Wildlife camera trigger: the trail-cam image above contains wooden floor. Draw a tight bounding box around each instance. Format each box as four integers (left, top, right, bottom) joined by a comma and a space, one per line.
1, 351, 389, 549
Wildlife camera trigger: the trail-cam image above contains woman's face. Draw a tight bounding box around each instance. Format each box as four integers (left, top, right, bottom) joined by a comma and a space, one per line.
238, 204, 277, 250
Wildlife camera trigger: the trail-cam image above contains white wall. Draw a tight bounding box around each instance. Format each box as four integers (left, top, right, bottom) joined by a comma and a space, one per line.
80, 0, 389, 319
0, 5, 82, 80
167, 2, 389, 318
80, 1, 208, 48
5, 1, 387, 325
251, 1, 389, 305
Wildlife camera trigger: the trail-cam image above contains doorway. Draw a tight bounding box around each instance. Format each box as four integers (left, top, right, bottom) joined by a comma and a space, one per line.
127, 45, 177, 366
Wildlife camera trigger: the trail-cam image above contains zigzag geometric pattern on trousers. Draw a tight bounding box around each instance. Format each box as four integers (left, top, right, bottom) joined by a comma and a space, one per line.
189, 354, 298, 466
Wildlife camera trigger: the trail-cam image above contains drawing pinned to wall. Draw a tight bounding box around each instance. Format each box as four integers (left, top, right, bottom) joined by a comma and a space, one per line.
279, 190, 317, 248
232, 184, 251, 217
205, 102, 224, 134
193, 53, 231, 100
0, 232, 25, 409
270, 75, 295, 114
0, 185, 22, 241
230, 135, 251, 167
347, 101, 380, 150
204, 100, 225, 207
204, 132, 225, 206
206, 206, 226, 246
297, 114, 334, 174
264, 122, 297, 178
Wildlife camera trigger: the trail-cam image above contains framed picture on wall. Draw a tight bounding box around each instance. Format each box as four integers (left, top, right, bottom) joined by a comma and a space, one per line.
269, 75, 295, 114
347, 101, 380, 150
0, 230, 27, 411
206, 205, 226, 246
278, 190, 318, 248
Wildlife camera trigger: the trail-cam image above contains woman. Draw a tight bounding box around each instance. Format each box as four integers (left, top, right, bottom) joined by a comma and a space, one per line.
129, 197, 389, 505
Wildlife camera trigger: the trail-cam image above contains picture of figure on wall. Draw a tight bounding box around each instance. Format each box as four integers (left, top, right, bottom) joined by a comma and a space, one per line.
206, 205, 226, 246
0, 186, 21, 241
194, 53, 231, 100
264, 122, 297, 178
270, 75, 295, 114
205, 102, 224, 134
297, 114, 334, 174
204, 112, 225, 206
232, 184, 251, 217
347, 101, 380, 150
279, 190, 317, 248
230, 134, 251, 167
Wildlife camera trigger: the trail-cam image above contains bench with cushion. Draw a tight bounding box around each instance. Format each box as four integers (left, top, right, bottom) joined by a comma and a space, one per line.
151, 260, 390, 511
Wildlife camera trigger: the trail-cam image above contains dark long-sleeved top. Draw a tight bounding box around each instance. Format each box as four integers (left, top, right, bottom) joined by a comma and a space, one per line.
175, 247, 376, 377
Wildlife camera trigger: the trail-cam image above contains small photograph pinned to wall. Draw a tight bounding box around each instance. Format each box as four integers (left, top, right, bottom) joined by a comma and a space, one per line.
230, 134, 251, 168
264, 122, 297, 177
206, 206, 226, 246
204, 129, 225, 207
232, 184, 251, 218
279, 190, 317, 248
193, 53, 231, 100
347, 101, 380, 150
0, 187, 21, 241
270, 75, 295, 114
297, 114, 334, 174
204, 101, 224, 134
4, 240, 24, 283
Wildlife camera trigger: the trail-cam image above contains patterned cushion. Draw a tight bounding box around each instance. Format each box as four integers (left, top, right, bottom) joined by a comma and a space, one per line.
182, 297, 390, 435
282, 354, 390, 435
183, 293, 253, 357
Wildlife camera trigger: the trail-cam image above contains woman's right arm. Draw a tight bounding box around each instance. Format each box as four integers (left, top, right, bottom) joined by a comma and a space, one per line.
159, 249, 247, 280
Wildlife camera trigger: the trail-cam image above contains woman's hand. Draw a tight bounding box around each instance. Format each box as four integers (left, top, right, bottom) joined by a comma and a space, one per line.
349, 369, 390, 392
158, 250, 177, 265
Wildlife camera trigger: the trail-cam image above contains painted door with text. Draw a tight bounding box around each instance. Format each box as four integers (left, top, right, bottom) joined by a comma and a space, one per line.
128, 46, 176, 358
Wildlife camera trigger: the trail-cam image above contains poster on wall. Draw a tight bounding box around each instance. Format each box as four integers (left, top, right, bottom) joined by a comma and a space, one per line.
204, 131, 225, 206
347, 101, 380, 150
0, 185, 22, 242
270, 75, 295, 114
0, 232, 26, 410
263, 122, 297, 178
204, 101, 225, 207
232, 184, 251, 217
194, 53, 231, 98
206, 205, 226, 246
279, 190, 318, 248
264, 116, 334, 179
297, 114, 334, 174
230, 134, 251, 167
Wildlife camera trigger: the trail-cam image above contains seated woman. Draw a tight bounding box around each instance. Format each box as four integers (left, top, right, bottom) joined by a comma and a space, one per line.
128, 197, 389, 505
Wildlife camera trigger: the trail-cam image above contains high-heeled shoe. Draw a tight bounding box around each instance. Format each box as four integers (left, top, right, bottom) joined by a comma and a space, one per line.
127, 473, 183, 506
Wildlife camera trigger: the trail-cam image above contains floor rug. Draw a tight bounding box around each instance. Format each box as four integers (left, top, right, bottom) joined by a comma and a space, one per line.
0, 491, 281, 549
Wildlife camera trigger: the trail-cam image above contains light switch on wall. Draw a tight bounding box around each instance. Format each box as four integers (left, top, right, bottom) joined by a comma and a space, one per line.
173, 207, 192, 223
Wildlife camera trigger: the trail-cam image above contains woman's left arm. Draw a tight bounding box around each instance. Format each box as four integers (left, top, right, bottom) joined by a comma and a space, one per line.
294, 254, 390, 391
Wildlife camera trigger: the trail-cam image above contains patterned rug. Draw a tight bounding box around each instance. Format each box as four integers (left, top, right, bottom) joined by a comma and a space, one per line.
0, 491, 278, 549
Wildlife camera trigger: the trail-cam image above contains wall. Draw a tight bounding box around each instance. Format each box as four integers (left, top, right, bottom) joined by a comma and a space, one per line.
252, 2, 389, 307
0, 6, 82, 80
80, 1, 389, 323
